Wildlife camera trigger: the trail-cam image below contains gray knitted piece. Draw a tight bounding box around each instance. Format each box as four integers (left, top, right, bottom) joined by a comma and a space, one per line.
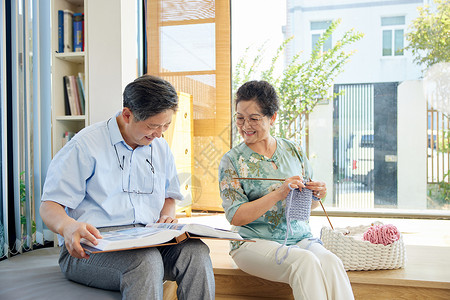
275, 183, 320, 264
286, 188, 314, 223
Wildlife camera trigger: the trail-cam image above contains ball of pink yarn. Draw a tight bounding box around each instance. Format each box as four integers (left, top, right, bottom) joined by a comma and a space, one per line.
363, 224, 400, 246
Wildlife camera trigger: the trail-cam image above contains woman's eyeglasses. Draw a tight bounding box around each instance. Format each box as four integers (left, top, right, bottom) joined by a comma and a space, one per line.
234, 114, 265, 126
114, 144, 155, 194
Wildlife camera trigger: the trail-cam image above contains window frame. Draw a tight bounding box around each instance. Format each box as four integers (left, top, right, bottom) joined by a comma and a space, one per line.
145, 0, 231, 212
381, 16, 405, 57
310, 20, 332, 52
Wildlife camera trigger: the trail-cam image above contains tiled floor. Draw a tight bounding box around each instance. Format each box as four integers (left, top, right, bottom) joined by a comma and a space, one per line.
178, 212, 450, 247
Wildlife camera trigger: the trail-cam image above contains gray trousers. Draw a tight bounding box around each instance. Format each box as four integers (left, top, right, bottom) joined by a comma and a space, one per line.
59, 235, 215, 300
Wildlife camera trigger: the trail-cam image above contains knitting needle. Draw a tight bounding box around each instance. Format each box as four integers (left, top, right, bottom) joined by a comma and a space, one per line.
318, 201, 334, 230
233, 177, 335, 230
233, 177, 285, 181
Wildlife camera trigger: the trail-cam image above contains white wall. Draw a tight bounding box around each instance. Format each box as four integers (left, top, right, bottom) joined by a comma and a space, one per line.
86, 0, 137, 124
286, 0, 423, 84
397, 80, 427, 209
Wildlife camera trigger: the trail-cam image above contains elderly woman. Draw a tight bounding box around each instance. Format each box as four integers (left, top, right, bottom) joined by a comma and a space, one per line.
218, 80, 354, 299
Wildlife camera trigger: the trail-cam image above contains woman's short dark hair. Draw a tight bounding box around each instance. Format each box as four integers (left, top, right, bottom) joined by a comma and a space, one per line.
123, 75, 178, 121
235, 80, 279, 117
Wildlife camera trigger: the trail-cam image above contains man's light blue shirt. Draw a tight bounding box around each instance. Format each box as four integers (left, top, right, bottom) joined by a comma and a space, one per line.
42, 113, 183, 245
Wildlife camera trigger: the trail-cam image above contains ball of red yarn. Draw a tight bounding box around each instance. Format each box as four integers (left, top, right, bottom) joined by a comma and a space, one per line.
363, 224, 400, 246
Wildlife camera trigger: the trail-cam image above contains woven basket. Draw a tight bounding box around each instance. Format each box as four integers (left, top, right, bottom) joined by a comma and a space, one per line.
320, 223, 406, 271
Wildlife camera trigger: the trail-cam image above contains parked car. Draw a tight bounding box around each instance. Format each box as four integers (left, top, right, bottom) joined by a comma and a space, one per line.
346, 130, 374, 189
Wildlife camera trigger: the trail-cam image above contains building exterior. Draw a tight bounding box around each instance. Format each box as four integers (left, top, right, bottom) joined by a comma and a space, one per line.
284, 0, 433, 209
285, 0, 425, 83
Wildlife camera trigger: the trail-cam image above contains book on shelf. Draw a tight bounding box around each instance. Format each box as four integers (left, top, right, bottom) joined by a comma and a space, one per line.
58, 10, 64, 53
57, 10, 84, 53
81, 222, 248, 253
77, 72, 85, 89
63, 76, 71, 115
63, 10, 73, 53
63, 75, 78, 115
81, 14, 85, 51
73, 13, 84, 52
76, 74, 85, 114
68, 75, 82, 115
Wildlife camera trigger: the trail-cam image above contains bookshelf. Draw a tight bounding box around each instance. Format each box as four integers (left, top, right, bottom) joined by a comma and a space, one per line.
50, 0, 138, 156
51, 0, 87, 156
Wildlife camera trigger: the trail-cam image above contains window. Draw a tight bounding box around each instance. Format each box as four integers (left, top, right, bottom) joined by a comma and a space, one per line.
381, 16, 405, 56
360, 134, 374, 148
146, 0, 231, 211
231, 1, 449, 217
1, 0, 52, 258
311, 21, 332, 52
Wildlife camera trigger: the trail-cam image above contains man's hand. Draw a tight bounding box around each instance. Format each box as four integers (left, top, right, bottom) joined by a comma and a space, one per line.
157, 198, 177, 223
157, 215, 178, 223
40, 201, 102, 259
62, 220, 102, 259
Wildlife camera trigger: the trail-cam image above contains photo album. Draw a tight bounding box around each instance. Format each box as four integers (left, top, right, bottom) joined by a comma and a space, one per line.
81, 222, 246, 253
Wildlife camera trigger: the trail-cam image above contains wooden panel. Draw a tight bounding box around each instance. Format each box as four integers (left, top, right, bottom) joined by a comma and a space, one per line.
351, 284, 450, 300
164, 92, 194, 211
146, 0, 160, 75
146, 0, 231, 212
162, 281, 177, 300
216, 295, 280, 300
215, 274, 294, 299
194, 0, 231, 211
204, 239, 450, 299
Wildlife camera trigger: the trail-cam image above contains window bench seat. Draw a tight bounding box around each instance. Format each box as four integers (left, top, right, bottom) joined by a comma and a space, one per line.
0, 247, 176, 300
1, 240, 449, 300
203, 239, 450, 300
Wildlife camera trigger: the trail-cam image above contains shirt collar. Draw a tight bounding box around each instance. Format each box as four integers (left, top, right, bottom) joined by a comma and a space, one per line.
241, 137, 281, 162
107, 111, 154, 151
107, 112, 125, 146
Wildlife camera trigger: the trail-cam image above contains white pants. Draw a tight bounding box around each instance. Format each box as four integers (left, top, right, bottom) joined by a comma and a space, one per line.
231, 238, 354, 300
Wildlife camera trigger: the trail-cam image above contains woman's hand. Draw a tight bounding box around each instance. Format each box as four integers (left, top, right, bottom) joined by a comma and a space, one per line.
276, 176, 305, 200
305, 181, 327, 199
231, 175, 305, 226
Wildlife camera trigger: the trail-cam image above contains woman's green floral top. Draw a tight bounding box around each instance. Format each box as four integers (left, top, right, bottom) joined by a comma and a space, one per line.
219, 137, 314, 251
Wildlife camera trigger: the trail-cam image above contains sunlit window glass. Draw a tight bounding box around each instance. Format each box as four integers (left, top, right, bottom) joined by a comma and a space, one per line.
394, 29, 404, 56
382, 30, 392, 56
381, 16, 405, 57
146, 0, 230, 212
381, 16, 405, 26
232, 0, 449, 215
311, 21, 332, 52
161, 23, 216, 72
311, 33, 320, 51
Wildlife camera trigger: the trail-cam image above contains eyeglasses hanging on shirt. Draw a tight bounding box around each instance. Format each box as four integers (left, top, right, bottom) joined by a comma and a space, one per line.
114, 143, 155, 194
